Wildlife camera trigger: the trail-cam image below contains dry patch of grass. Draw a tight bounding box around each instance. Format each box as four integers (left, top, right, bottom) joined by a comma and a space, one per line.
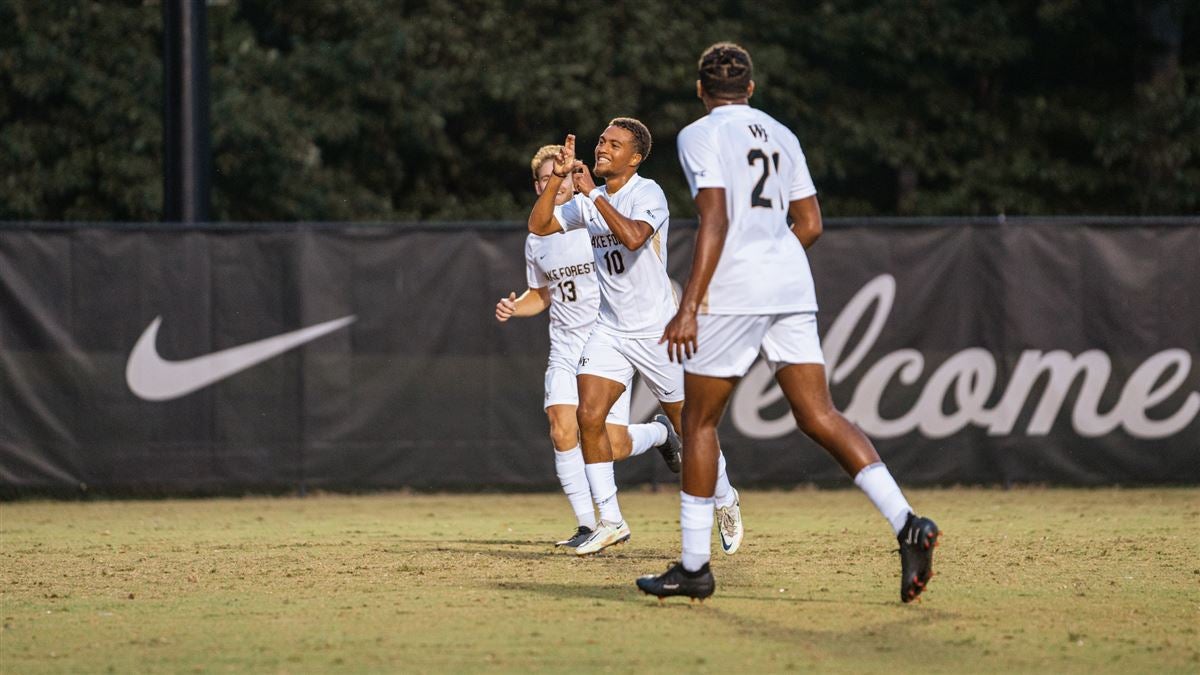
1, 488, 1197, 673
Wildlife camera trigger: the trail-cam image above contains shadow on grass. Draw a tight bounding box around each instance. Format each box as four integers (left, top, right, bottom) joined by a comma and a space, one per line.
384, 539, 668, 563
491, 575, 963, 660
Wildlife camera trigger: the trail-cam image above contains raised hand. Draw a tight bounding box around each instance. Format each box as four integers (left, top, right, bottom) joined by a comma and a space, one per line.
495, 292, 518, 322
572, 161, 597, 195
553, 134, 576, 178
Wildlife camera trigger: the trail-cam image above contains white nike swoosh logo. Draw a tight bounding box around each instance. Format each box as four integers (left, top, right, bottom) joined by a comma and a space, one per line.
125, 315, 356, 401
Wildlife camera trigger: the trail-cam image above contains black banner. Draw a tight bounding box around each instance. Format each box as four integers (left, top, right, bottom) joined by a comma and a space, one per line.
2, 219, 1197, 494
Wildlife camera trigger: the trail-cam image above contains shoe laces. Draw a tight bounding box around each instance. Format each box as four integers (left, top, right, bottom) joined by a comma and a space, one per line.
718, 506, 738, 532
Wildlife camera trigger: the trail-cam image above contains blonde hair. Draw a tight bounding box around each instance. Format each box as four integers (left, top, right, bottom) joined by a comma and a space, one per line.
529, 144, 563, 179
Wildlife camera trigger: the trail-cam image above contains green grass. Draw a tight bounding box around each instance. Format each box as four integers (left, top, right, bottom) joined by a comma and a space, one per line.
1, 488, 1197, 673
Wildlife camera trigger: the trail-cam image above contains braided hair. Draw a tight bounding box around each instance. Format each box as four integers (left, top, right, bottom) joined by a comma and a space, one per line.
698, 42, 753, 99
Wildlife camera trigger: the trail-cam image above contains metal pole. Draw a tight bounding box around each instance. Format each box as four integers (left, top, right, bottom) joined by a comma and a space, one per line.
163, 0, 211, 223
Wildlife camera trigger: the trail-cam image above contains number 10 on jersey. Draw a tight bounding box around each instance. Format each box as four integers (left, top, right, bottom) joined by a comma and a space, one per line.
603, 250, 625, 275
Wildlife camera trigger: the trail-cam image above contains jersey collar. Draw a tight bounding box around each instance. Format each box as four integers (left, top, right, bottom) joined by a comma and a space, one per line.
605, 172, 641, 196
708, 103, 751, 116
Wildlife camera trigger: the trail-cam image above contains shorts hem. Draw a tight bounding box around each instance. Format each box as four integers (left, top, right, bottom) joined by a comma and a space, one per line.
683, 365, 750, 379
575, 370, 628, 387
700, 306, 817, 316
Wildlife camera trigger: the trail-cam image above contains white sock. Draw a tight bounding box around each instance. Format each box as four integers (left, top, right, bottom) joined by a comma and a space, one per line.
626, 422, 665, 457
554, 446, 596, 529
713, 451, 736, 509
853, 462, 913, 535
680, 491, 715, 572
584, 462, 622, 524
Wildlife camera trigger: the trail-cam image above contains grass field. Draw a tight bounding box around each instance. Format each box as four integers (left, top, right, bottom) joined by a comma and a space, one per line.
1, 488, 1197, 673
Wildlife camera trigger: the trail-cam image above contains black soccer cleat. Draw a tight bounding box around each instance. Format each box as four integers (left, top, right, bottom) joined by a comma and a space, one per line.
897, 512, 940, 603
636, 561, 715, 601
652, 414, 682, 473
554, 526, 593, 549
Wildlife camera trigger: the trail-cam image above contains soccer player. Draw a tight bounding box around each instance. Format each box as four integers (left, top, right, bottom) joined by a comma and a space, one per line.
497, 144, 682, 550
637, 43, 939, 602
528, 122, 743, 556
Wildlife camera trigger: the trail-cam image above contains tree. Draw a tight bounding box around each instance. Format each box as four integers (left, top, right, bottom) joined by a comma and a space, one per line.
3, 0, 1196, 221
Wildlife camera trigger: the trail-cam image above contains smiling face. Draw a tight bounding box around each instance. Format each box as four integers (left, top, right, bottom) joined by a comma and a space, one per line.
593, 125, 641, 179
533, 158, 574, 206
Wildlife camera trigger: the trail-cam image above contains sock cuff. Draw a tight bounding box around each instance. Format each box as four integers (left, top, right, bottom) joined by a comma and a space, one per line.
681, 492, 715, 530
554, 446, 585, 475
853, 461, 886, 486
554, 445, 583, 461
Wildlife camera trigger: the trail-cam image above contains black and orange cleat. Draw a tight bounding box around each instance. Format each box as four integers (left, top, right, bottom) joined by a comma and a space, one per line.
636, 561, 715, 602
898, 513, 940, 603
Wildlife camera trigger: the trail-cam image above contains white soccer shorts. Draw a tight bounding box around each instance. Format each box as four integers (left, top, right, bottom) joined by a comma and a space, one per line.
544, 362, 631, 424
577, 329, 684, 403
684, 312, 825, 378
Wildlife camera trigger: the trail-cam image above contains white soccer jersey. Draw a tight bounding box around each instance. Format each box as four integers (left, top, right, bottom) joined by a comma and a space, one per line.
526, 199, 601, 334
554, 174, 677, 338
677, 104, 819, 315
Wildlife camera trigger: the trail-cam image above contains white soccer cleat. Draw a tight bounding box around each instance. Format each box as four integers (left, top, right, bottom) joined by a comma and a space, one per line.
573, 519, 631, 556
717, 489, 743, 555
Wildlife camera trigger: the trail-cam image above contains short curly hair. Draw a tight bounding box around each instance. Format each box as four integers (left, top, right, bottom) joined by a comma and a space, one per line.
529, 144, 563, 179
607, 117, 652, 162
698, 42, 753, 99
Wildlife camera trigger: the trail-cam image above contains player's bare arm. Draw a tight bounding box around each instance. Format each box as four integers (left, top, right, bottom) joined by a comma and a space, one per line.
660, 187, 730, 363
574, 151, 653, 249
495, 288, 552, 322
788, 195, 823, 249
528, 134, 577, 235
585, 185, 655, 251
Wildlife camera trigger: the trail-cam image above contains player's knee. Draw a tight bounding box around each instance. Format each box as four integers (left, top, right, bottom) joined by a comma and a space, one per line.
683, 407, 721, 435
575, 403, 608, 432
548, 420, 577, 450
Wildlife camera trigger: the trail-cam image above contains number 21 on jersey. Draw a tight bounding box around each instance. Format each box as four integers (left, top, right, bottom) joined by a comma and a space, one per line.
747, 148, 781, 209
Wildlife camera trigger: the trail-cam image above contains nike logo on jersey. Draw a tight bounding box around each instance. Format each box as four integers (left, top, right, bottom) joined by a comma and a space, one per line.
126, 315, 356, 401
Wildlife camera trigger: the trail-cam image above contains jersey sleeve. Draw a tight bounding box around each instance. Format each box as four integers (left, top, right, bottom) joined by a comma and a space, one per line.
677, 123, 726, 196
555, 197, 588, 231
789, 141, 818, 201
524, 236, 544, 288
631, 181, 671, 233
